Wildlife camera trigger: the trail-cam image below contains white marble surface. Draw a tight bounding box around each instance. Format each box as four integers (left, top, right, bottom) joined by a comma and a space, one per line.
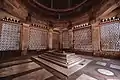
96, 61, 107, 66
33, 57, 92, 76
97, 69, 114, 76
107, 79, 120, 80
0, 62, 39, 77
0, 55, 120, 80
0, 59, 31, 66
102, 58, 110, 61
76, 74, 98, 80
110, 64, 120, 70
13, 69, 53, 80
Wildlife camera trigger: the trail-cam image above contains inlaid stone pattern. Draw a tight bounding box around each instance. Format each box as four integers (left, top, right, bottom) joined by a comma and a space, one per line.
0, 22, 21, 51
74, 28, 92, 51
29, 28, 48, 50
101, 22, 120, 51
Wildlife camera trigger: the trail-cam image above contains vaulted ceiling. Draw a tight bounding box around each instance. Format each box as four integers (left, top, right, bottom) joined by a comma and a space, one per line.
23, 0, 103, 20
0, 0, 120, 26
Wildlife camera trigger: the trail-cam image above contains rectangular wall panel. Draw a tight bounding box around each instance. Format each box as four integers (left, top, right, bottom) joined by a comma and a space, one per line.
21, 25, 29, 50
74, 28, 92, 51
68, 30, 73, 48
62, 31, 69, 49
0, 22, 21, 51
101, 22, 120, 51
29, 28, 48, 50
52, 32, 59, 49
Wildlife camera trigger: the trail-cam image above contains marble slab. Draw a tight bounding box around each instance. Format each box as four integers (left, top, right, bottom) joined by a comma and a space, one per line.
102, 58, 111, 61
107, 79, 120, 80
45, 76, 61, 80
13, 69, 53, 80
96, 61, 107, 66
39, 55, 83, 68
47, 52, 75, 57
76, 74, 98, 80
97, 69, 114, 76
0, 59, 32, 67
39, 52, 86, 68
79, 59, 92, 66
32, 56, 92, 77
110, 64, 120, 70
0, 62, 40, 77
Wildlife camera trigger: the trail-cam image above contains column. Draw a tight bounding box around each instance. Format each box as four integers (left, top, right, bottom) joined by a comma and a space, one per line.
48, 29, 53, 50
0, 21, 2, 36
91, 21, 101, 56
59, 31, 63, 50
68, 29, 74, 50
20, 23, 30, 55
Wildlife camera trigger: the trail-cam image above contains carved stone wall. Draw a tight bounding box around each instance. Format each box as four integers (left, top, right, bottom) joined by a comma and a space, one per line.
0, 10, 19, 20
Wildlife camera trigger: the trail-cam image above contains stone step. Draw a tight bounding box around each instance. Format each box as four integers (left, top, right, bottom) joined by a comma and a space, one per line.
47, 52, 75, 57
44, 52, 80, 61
44, 53, 67, 60
41, 53, 82, 64
39, 55, 83, 68
40, 54, 67, 64
38, 55, 68, 68
31, 56, 87, 78
44, 53, 79, 61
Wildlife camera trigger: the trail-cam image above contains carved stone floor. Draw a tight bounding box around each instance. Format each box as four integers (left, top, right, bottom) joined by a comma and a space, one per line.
0, 54, 120, 80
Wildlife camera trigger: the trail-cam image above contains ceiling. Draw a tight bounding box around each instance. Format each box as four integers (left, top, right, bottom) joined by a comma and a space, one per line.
23, 0, 103, 20
35, 0, 85, 9
1, 0, 119, 29
2, 0, 119, 26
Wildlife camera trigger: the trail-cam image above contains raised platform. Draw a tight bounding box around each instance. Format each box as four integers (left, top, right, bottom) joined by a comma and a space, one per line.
39, 52, 82, 68
31, 51, 92, 80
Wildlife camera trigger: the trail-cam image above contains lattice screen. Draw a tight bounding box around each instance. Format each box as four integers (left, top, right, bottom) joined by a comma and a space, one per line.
101, 22, 120, 51
0, 22, 21, 51
62, 31, 69, 49
74, 28, 92, 51
29, 28, 48, 50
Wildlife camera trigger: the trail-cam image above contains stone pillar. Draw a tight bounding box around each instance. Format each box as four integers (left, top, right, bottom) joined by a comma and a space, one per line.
91, 21, 101, 55
20, 23, 30, 55
0, 21, 2, 36
59, 31, 63, 50
68, 29, 74, 50
48, 29, 53, 50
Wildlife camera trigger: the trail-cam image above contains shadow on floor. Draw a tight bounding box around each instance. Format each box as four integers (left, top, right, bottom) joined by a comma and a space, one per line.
0, 67, 43, 80
0, 61, 33, 69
